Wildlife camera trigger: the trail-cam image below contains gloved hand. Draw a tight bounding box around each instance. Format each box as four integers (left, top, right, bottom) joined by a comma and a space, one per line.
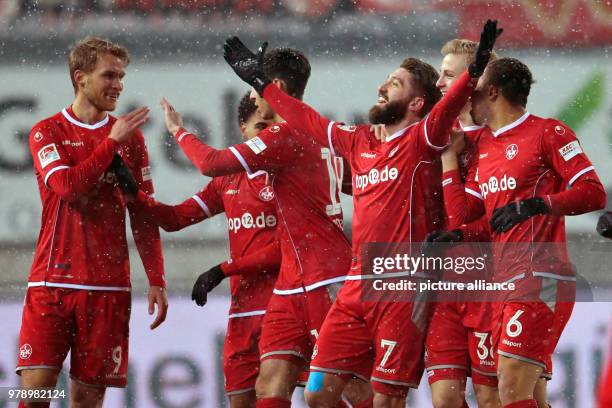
111, 154, 138, 196
490, 197, 550, 233
191, 265, 226, 307
421, 229, 463, 257
223, 36, 271, 95
596, 211, 612, 239
468, 19, 503, 78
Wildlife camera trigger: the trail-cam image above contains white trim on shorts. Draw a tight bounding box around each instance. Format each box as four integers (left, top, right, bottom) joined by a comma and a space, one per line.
310, 365, 369, 383
497, 350, 547, 370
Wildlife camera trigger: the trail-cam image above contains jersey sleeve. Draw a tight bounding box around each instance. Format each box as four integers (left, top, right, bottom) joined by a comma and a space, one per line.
127, 134, 165, 288
220, 239, 281, 277
228, 124, 301, 174
30, 121, 119, 202
442, 168, 485, 228
174, 129, 247, 177
540, 120, 606, 215
418, 71, 476, 152
263, 84, 358, 157
132, 178, 224, 232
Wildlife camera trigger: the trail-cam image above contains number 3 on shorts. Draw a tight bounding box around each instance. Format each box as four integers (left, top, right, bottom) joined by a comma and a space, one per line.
506, 310, 524, 338
380, 339, 397, 368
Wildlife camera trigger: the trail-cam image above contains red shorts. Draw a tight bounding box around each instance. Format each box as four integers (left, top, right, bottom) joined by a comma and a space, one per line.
223, 313, 265, 395
259, 285, 336, 367
491, 299, 574, 377
425, 302, 497, 387
310, 280, 430, 397
16, 287, 131, 387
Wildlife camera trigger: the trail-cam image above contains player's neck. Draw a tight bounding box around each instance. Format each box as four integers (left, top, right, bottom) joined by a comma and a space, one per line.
386, 116, 418, 136
487, 103, 525, 133
71, 95, 107, 124
458, 106, 474, 127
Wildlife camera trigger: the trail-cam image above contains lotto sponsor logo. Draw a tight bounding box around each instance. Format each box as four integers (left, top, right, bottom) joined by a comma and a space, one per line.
245, 137, 267, 154
479, 174, 516, 199
228, 212, 277, 232
354, 166, 399, 191
141, 166, 152, 181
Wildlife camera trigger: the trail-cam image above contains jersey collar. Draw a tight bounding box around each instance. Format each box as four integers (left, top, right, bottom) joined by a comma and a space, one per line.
492, 111, 530, 137
385, 121, 419, 142
247, 170, 268, 180
62, 107, 110, 130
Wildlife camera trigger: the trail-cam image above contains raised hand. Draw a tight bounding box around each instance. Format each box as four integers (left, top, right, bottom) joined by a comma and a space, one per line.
109, 106, 149, 143
160, 97, 183, 136
469, 19, 504, 78
223, 36, 271, 95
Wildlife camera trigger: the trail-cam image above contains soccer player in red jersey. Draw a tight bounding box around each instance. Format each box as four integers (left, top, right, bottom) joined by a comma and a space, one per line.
122, 93, 280, 408
436, 58, 606, 408
16, 37, 167, 407
159, 48, 356, 407
424, 38, 500, 408
222, 20, 502, 407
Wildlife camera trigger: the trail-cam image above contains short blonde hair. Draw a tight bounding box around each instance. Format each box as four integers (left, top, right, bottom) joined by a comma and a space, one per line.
441, 38, 498, 63
69, 37, 129, 92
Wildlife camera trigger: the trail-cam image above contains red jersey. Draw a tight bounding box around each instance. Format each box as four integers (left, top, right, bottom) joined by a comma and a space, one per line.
466, 113, 604, 281
136, 171, 278, 315
175, 124, 353, 294
228, 124, 352, 293
261, 71, 478, 279
27, 107, 165, 290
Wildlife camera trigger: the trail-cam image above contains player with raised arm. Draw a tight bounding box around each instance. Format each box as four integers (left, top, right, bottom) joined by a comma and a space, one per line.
159, 48, 358, 407
423, 39, 500, 408
116, 93, 280, 408
434, 58, 606, 408
16, 37, 166, 408
223, 20, 502, 408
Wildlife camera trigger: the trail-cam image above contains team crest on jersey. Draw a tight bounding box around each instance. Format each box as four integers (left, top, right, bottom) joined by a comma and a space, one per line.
19, 343, 32, 360
33, 131, 43, 142
554, 125, 566, 135
259, 186, 275, 201
38, 143, 61, 168
269, 125, 281, 133
338, 124, 357, 132
505, 144, 518, 160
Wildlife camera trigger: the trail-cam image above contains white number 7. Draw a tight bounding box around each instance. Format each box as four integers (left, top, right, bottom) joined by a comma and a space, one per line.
380, 339, 397, 368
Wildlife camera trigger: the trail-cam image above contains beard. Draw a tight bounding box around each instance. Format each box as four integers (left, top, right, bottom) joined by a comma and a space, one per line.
368, 99, 409, 125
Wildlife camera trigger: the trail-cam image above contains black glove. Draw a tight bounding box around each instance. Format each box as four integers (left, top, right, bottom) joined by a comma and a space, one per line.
111, 154, 138, 196
191, 265, 226, 307
468, 19, 503, 78
421, 229, 463, 257
223, 36, 271, 95
490, 197, 550, 234
597, 211, 612, 239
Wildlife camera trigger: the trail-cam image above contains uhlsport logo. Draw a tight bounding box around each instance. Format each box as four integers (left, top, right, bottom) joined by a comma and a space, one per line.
479, 174, 517, 199
354, 166, 399, 191
20, 343, 33, 360
228, 212, 277, 232
259, 186, 274, 201
505, 144, 518, 160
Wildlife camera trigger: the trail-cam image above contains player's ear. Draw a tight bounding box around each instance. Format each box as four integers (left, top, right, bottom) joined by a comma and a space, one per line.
409, 96, 425, 115
488, 84, 499, 101
74, 70, 87, 91
272, 78, 288, 93
239, 123, 246, 134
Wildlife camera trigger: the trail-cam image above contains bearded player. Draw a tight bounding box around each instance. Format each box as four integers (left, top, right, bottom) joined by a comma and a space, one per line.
223, 20, 502, 408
